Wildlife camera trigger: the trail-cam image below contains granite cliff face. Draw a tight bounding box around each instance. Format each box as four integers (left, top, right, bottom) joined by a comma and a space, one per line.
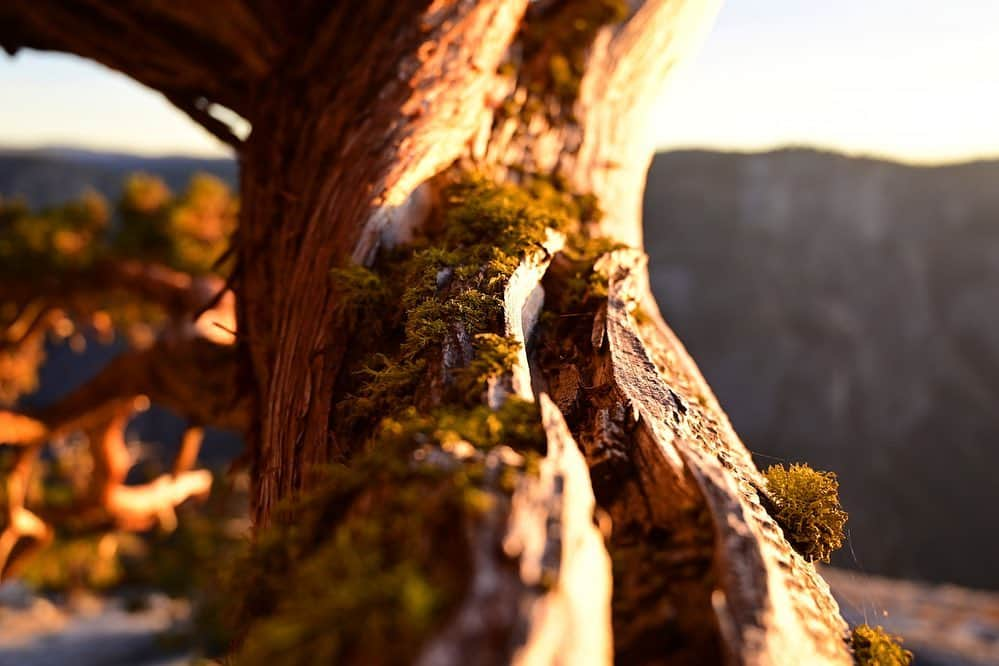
644, 149, 999, 589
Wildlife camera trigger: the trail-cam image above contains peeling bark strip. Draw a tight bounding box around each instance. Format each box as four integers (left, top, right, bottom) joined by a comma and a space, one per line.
418, 397, 613, 666
602, 250, 851, 664
512, 395, 612, 666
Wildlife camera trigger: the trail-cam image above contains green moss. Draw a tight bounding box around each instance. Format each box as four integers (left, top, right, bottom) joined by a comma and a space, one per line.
378, 397, 544, 456
234, 474, 468, 666
851, 624, 913, 665
231, 396, 546, 664
242, 171, 613, 660
551, 233, 626, 312
441, 174, 573, 257
456, 333, 523, 400
329, 264, 389, 334
337, 174, 583, 430
762, 463, 847, 563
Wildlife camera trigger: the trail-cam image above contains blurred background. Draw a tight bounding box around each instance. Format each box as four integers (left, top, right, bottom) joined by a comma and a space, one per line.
1, 1, 998, 664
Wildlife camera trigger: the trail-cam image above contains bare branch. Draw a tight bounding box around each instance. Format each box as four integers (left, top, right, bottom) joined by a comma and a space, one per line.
163, 91, 246, 149
87, 408, 211, 532
173, 426, 205, 476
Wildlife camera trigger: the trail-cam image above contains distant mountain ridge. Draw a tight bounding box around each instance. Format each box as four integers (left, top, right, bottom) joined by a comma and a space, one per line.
0, 146, 236, 207
2, 146, 998, 590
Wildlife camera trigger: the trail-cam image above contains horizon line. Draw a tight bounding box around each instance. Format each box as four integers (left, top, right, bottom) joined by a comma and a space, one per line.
3, 141, 999, 170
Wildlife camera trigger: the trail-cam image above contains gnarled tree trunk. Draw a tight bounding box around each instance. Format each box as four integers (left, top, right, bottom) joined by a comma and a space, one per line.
0, 1, 854, 663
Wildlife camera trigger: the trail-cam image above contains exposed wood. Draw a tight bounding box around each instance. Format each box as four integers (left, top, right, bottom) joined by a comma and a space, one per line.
479, 0, 722, 248
510, 395, 613, 666
173, 426, 205, 476
416, 397, 612, 666
418, 227, 610, 664
602, 249, 851, 664
1, 405, 213, 578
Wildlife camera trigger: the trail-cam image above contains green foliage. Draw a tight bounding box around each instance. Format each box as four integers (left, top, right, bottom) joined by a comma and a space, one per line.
0, 171, 234, 281
0, 190, 109, 276
21, 533, 136, 592
851, 624, 913, 665
167, 173, 238, 274
0, 331, 44, 405
116, 172, 173, 260
119, 172, 236, 274
0, 172, 236, 403
762, 463, 847, 563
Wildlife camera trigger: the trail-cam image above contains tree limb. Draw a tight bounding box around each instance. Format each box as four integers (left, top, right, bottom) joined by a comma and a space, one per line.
0, 336, 248, 448
0, 0, 269, 133
0, 259, 226, 321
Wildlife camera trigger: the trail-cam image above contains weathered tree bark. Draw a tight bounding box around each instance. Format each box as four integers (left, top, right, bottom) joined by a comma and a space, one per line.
0, 1, 855, 663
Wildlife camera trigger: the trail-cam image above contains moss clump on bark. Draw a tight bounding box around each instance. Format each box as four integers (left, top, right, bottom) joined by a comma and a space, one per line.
456, 333, 523, 399
762, 463, 848, 563
232, 396, 545, 665
232, 457, 471, 665
381, 397, 544, 456
329, 264, 389, 334
240, 172, 585, 661
850, 624, 913, 665
337, 174, 579, 428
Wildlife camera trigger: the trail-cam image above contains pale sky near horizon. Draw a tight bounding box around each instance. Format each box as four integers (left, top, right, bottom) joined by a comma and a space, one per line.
1, 1, 997, 164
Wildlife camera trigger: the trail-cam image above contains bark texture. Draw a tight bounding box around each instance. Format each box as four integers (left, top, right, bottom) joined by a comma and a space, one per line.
0, 1, 856, 664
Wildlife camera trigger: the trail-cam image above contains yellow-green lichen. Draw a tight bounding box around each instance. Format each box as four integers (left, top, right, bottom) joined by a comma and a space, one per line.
851, 624, 913, 665
762, 463, 847, 563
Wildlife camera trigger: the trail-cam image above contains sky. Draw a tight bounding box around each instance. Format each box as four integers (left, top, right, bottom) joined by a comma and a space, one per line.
1, 1, 998, 164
